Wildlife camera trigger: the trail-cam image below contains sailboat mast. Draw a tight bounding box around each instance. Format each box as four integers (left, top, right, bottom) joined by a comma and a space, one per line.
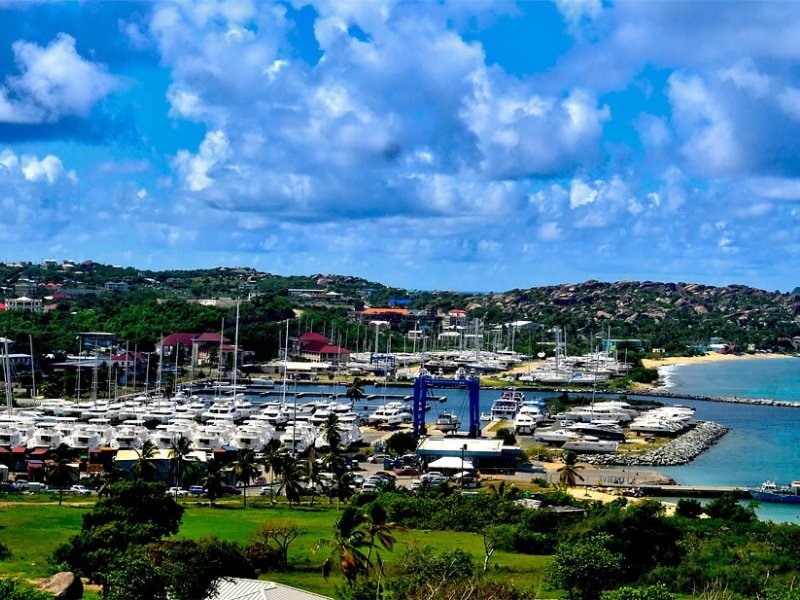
3, 337, 11, 415
232, 302, 240, 390
29, 335, 36, 399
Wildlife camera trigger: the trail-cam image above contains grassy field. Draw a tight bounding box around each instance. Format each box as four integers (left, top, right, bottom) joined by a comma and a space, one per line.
0, 495, 561, 598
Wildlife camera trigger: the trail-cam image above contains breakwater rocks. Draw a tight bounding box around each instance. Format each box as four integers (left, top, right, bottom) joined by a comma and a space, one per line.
578, 421, 730, 467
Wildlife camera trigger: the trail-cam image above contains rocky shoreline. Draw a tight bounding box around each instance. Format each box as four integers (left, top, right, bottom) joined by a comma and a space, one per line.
577, 421, 730, 467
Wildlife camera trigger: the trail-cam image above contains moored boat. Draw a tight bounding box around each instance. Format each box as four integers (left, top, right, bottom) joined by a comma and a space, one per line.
750, 480, 800, 503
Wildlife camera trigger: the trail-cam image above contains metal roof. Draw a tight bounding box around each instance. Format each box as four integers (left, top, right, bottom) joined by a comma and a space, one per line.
207, 578, 332, 600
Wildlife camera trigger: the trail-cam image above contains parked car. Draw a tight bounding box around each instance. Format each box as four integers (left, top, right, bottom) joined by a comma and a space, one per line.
188, 485, 205, 496
395, 465, 419, 476
166, 487, 190, 497
69, 485, 92, 495
367, 453, 392, 464
421, 472, 449, 486
219, 484, 242, 496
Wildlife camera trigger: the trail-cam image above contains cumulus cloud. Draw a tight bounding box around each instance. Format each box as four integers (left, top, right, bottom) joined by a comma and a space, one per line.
173, 130, 231, 191
0, 148, 76, 184
0, 33, 117, 123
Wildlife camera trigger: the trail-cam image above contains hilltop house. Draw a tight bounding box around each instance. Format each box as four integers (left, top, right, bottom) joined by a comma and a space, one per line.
156, 332, 236, 368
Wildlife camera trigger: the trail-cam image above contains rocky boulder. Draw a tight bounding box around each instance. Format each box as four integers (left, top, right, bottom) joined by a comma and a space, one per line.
39, 572, 83, 599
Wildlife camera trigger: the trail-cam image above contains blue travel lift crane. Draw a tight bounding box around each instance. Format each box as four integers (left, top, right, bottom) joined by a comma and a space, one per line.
412, 376, 481, 438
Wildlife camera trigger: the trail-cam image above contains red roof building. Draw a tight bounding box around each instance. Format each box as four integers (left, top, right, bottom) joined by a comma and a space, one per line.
291, 332, 350, 365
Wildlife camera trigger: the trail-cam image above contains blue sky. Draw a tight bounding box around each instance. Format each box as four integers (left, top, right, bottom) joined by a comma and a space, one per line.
2, 1, 800, 292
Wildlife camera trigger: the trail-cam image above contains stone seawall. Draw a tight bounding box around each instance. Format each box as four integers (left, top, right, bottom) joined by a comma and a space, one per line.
578, 421, 729, 467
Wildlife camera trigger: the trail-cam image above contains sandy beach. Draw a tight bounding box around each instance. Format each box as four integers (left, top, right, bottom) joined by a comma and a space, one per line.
640, 351, 788, 370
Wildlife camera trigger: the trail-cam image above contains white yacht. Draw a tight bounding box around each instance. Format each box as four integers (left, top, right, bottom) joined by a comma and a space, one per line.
110, 425, 151, 450
488, 392, 522, 421
562, 436, 619, 453
513, 412, 538, 435
433, 411, 461, 433
27, 424, 64, 449
0, 423, 34, 448
200, 401, 241, 423
367, 403, 409, 427
231, 424, 272, 452
533, 428, 580, 444
279, 422, 318, 454
192, 424, 232, 452
260, 404, 289, 428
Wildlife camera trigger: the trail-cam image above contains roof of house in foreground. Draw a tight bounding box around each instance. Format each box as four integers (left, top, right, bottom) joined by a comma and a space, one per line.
207, 578, 332, 600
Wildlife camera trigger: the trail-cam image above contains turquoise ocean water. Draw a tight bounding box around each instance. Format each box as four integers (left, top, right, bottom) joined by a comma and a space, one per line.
646, 357, 800, 523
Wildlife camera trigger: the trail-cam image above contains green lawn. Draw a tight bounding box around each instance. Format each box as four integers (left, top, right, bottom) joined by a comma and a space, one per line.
0, 497, 561, 598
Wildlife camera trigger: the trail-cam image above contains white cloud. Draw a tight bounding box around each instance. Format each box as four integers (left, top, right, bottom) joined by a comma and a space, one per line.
173, 130, 231, 191
569, 179, 599, 208
0, 33, 117, 123
538, 221, 562, 241
668, 72, 743, 175
20, 154, 64, 183
555, 0, 602, 31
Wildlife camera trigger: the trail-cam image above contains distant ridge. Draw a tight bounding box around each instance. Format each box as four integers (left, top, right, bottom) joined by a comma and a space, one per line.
1, 261, 799, 351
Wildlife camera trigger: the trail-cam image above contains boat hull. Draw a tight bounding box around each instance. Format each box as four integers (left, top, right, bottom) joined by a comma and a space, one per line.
749, 491, 800, 504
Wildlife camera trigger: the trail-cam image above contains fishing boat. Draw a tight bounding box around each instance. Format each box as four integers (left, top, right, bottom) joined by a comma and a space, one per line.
749, 480, 800, 503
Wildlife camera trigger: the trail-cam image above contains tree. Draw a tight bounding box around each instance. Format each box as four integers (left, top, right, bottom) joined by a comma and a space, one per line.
53, 481, 183, 586
384, 431, 417, 456
280, 453, 306, 508
675, 498, 703, 519
0, 578, 51, 600
549, 534, 624, 600
487, 480, 522, 502
260, 440, 284, 505
363, 502, 398, 567
602, 585, 674, 600
319, 412, 342, 454
317, 506, 372, 586
168, 435, 193, 489
103, 537, 254, 600
204, 458, 224, 507
46, 443, 79, 506
133, 440, 159, 482
482, 524, 515, 572
248, 520, 303, 570
306, 458, 323, 506
345, 378, 365, 404
558, 451, 585, 488
233, 448, 260, 508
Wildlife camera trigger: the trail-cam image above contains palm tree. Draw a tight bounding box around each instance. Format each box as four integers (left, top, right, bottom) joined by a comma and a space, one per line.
319, 412, 342, 454
280, 453, 306, 508
234, 448, 261, 508
168, 434, 193, 490
345, 378, 365, 406
306, 459, 325, 507
363, 502, 398, 566
316, 506, 372, 586
558, 451, 585, 488
47, 443, 79, 506
487, 480, 521, 501
204, 457, 223, 507
260, 441, 285, 505
132, 440, 158, 482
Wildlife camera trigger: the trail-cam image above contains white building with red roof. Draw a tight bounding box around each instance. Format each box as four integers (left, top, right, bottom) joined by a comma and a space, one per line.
291, 332, 350, 365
